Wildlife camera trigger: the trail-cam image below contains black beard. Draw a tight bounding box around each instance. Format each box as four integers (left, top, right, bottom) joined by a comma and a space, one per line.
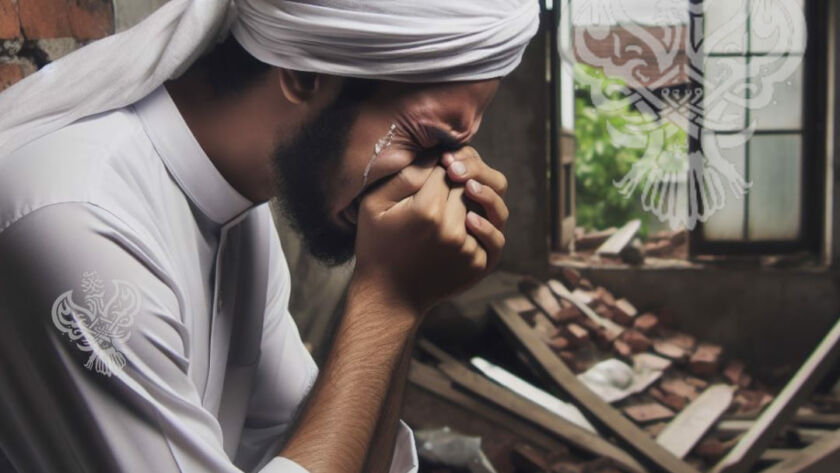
271, 90, 362, 266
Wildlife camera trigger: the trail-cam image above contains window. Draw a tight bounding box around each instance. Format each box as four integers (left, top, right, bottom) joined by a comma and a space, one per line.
549, 0, 829, 259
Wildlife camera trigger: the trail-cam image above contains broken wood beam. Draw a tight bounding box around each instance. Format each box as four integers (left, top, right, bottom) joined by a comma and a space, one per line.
435, 359, 645, 473
547, 279, 624, 340
596, 219, 641, 256
490, 299, 700, 473
656, 384, 734, 458
760, 428, 840, 473
711, 317, 840, 473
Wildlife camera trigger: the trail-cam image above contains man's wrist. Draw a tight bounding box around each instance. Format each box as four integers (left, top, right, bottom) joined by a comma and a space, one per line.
346, 273, 423, 332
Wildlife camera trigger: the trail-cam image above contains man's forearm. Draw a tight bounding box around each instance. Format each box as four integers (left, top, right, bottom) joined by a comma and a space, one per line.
279, 282, 420, 473
363, 333, 415, 473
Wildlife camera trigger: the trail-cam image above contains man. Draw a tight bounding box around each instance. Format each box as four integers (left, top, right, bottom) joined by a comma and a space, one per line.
0, 1, 538, 472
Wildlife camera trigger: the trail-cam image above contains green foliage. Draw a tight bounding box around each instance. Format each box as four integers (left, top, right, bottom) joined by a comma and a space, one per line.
572, 64, 687, 236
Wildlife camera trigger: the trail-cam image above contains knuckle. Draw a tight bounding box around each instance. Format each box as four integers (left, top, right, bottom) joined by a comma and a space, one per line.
398, 170, 424, 194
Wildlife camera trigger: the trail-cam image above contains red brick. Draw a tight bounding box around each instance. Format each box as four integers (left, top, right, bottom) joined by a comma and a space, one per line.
620, 329, 652, 353
19, 0, 71, 39
633, 313, 659, 333
594, 286, 616, 306
653, 341, 688, 361
0, 0, 20, 38
613, 339, 632, 359
723, 360, 746, 385
0, 63, 23, 90
546, 335, 570, 351
554, 304, 584, 323
649, 387, 687, 411
612, 299, 638, 326
560, 267, 581, 287
666, 332, 697, 351
660, 378, 698, 401
565, 323, 590, 346
68, 0, 112, 40
623, 403, 674, 423
689, 343, 723, 376
578, 278, 594, 290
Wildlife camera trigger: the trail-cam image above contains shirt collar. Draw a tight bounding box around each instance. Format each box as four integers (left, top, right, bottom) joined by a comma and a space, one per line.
133, 86, 254, 225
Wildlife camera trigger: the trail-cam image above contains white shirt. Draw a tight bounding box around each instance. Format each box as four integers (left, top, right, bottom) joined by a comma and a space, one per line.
0, 86, 418, 473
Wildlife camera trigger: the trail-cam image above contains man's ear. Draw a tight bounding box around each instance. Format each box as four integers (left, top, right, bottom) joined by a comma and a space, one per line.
278, 69, 330, 105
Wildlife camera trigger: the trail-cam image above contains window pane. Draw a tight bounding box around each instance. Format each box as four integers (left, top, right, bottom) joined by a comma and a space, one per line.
704, 0, 749, 54
749, 0, 806, 55
749, 56, 804, 131
747, 134, 802, 240
704, 57, 748, 132
701, 132, 747, 241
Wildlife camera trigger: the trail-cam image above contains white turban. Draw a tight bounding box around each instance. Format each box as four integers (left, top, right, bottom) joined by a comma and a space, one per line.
0, 0, 539, 157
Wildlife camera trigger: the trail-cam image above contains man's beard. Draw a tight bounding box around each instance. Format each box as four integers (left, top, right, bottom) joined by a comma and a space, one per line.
271, 90, 363, 266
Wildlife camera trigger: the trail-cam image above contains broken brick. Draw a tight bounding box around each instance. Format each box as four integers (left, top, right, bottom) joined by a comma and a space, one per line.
633, 353, 672, 372
735, 389, 773, 415
613, 339, 632, 359
570, 289, 595, 306
554, 304, 584, 323
560, 267, 581, 288
689, 343, 723, 376
649, 386, 687, 411
612, 299, 638, 326
578, 278, 594, 291
547, 335, 570, 351
723, 360, 746, 385
653, 341, 688, 361
685, 376, 709, 390
623, 403, 675, 423
660, 378, 698, 401
619, 329, 652, 353
633, 313, 659, 333
565, 323, 589, 346
594, 286, 616, 307
558, 350, 585, 373
666, 332, 697, 352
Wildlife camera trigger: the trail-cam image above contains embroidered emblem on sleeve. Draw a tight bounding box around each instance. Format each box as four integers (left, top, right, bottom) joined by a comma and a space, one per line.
51, 271, 140, 377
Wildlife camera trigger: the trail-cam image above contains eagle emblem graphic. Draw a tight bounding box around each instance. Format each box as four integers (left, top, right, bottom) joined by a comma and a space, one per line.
560, 0, 806, 229
51, 271, 140, 377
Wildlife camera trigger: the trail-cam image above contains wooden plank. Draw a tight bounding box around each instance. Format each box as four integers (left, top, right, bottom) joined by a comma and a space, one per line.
656, 384, 734, 458
547, 279, 624, 340
436, 359, 645, 473
408, 359, 568, 454
761, 428, 840, 473
596, 219, 641, 256
712, 317, 840, 473
490, 300, 699, 473
724, 411, 840, 428
716, 420, 830, 444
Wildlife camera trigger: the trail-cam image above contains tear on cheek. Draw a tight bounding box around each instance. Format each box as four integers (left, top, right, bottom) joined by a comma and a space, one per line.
361, 123, 397, 190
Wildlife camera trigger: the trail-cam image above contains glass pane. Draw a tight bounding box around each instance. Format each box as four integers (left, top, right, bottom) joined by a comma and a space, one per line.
570, 0, 688, 26
561, 65, 575, 132
704, 57, 748, 132
704, 0, 749, 54
701, 132, 747, 241
747, 134, 802, 240
749, 56, 804, 131
749, 0, 806, 55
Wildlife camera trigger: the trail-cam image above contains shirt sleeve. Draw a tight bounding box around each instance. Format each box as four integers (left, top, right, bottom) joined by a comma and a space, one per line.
0, 202, 305, 473
233, 217, 418, 473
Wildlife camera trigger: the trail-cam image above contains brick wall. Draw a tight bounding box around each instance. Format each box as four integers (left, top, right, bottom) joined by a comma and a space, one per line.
0, 0, 113, 91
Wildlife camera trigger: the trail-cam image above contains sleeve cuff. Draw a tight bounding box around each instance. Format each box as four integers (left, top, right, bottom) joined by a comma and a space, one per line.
261, 456, 311, 473
260, 420, 418, 473
389, 419, 419, 473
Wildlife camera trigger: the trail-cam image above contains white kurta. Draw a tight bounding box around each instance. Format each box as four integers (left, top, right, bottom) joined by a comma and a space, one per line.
0, 86, 418, 473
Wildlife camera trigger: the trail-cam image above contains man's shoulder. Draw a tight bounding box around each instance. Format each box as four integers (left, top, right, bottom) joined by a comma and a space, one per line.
0, 106, 166, 234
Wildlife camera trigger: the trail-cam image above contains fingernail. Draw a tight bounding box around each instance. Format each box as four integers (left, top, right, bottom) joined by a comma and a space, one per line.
467, 211, 481, 228
451, 161, 466, 176
467, 179, 482, 194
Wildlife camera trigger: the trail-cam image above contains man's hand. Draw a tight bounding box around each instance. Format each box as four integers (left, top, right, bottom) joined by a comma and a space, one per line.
352, 147, 508, 315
